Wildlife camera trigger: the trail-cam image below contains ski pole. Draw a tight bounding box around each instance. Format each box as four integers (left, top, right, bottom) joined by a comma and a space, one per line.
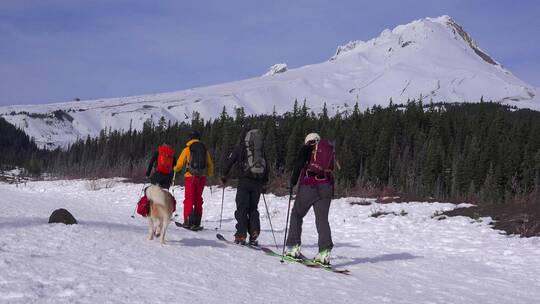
131, 182, 146, 218
171, 172, 178, 218
171, 171, 177, 194
281, 188, 294, 262
131, 204, 137, 218
262, 193, 279, 250
216, 185, 225, 230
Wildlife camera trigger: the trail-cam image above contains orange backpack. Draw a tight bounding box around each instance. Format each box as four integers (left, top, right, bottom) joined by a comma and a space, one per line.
156, 145, 175, 174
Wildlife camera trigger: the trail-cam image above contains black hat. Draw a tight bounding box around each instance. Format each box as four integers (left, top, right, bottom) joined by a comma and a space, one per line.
189, 130, 201, 139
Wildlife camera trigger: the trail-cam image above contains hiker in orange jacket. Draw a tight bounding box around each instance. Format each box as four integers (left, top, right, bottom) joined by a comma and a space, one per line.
174, 130, 214, 230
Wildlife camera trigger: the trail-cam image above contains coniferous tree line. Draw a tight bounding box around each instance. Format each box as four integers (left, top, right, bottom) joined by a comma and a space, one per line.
2, 101, 540, 205
0, 117, 44, 175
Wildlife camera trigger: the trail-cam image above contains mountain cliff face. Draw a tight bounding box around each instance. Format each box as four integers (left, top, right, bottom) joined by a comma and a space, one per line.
0, 16, 537, 149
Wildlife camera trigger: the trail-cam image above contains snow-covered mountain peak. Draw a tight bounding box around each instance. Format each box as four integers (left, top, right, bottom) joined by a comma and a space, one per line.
330, 15, 496, 65
1, 16, 538, 149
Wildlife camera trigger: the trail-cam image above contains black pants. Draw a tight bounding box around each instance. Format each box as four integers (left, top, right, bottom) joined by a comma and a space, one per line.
234, 178, 264, 238
150, 172, 174, 189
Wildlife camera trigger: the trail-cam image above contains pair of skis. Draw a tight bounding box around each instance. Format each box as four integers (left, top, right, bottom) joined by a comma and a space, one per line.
175, 221, 204, 231
216, 233, 261, 250
216, 234, 350, 275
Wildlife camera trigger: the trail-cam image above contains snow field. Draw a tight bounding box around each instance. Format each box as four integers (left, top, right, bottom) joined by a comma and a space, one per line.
1, 179, 539, 303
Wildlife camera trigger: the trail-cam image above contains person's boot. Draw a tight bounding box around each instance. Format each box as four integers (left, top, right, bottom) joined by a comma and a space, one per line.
314, 248, 331, 265
188, 209, 199, 229
248, 230, 259, 246
234, 234, 247, 245
191, 214, 202, 230
285, 244, 301, 258
182, 216, 192, 228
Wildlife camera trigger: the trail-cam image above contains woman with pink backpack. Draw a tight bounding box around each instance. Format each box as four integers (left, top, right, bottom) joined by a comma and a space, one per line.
285, 133, 335, 265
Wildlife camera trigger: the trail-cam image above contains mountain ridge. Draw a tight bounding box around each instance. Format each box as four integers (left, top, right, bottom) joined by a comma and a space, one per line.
1, 15, 537, 148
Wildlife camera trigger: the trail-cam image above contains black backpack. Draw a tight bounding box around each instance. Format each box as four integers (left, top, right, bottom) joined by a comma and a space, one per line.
243, 129, 266, 179
188, 141, 207, 176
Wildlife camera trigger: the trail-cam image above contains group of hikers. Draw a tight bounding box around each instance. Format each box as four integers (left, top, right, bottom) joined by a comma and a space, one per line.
143, 129, 335, 265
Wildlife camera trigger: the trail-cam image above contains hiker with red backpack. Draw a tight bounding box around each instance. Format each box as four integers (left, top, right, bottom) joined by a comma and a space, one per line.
137, 142, 177, 217
285, 133, 335, 265
220, 128, 269, 245
146, 142, 177, 188
174, 130, 214, 230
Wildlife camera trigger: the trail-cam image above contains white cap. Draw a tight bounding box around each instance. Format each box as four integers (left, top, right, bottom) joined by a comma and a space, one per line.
304, 133, 321, 144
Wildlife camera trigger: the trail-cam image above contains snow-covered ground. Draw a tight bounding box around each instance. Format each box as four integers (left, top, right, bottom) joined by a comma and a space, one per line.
1, 179, 539, 304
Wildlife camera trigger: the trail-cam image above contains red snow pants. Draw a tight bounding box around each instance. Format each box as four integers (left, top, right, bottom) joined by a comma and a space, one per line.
183, 176, 206, 224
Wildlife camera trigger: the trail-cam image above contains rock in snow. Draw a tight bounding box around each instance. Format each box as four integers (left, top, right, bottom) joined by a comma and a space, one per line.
48, 208, 78, 225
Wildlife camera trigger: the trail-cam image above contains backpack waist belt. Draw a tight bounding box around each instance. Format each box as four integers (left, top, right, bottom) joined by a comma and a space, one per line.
305, 169, 328, 181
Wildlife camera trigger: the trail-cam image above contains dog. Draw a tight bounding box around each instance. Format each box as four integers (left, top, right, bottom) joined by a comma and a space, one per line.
145, 185, 175, 244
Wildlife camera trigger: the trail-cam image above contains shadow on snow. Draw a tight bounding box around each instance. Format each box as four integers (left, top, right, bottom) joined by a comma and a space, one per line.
333, 252, 420, 268
168, 238, 227, 248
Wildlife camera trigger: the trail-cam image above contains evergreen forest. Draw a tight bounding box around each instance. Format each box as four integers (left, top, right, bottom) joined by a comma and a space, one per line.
2, 100, 540, 205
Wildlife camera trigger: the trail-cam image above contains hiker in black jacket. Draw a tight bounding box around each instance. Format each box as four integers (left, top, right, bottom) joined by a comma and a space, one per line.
220, 129, 269, 245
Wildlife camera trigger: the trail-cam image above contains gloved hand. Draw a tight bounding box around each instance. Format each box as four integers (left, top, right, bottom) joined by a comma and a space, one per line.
287, 182, 295, 195
219, 176, 227, 185
261, 185, 267, 194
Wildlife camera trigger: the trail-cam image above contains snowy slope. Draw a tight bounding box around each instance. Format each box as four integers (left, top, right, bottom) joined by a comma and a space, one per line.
0, 15, 538, 148
1, 179, 539, 304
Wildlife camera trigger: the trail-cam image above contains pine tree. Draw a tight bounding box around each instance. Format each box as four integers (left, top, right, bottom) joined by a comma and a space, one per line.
27, 152, 42, 176
285, 121, 303, 171
421, 132, 442, 196
337, 138, 356, 188
263, 117, 278, 174
292, 99, 299, 118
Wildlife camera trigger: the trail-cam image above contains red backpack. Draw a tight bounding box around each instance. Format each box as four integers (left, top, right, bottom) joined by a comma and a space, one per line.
156, 145, 175, 175
305, 139, 334, 178
137, 196, 150, 217
137, 193, 177, 217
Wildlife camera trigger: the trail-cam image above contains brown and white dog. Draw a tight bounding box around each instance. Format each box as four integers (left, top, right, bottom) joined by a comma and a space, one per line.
145, 185, 175, 244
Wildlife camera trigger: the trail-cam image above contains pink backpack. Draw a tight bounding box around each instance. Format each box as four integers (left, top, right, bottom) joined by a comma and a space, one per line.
305, 139, 334, 178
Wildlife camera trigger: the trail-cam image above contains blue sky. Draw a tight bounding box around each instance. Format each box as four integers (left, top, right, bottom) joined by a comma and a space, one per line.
1, 0, 539, 106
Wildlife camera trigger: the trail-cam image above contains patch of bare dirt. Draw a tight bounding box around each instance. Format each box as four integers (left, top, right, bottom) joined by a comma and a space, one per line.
443, 203, 540, 237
